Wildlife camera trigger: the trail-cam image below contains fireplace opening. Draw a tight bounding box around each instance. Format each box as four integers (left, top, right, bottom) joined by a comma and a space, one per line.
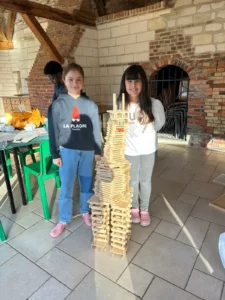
149, 65, 190, 140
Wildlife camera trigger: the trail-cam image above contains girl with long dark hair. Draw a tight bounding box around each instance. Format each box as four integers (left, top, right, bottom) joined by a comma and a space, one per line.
118, 65, 165, 226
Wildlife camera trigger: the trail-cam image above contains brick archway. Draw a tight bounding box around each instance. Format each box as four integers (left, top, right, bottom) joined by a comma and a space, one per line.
143, 57, 212, 134
148, 57, 195, 80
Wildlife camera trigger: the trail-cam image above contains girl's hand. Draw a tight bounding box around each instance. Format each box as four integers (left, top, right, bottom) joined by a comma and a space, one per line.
53, 158, 62, 167
95, 155, 101, 162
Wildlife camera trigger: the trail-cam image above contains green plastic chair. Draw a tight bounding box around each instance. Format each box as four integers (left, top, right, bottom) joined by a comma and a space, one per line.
5, 145, 40, 178
24, 140, 60, 220
0, 220, 6, 241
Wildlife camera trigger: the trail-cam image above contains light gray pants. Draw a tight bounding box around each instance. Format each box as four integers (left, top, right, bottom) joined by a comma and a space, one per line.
125, 153, 155, 211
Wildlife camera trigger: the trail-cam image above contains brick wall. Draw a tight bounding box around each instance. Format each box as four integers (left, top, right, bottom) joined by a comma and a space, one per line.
0, 98, 4, 117
147, 27, 214, 134
27, 0, 85, 116
1, 0, 225, 135
96, 0, 225, 135
0, 0, 98, 114
207, 60, 225, 135
148, 1, 225, 135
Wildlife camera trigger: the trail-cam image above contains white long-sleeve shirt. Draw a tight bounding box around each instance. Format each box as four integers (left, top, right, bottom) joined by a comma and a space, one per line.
125, 98, 165, 156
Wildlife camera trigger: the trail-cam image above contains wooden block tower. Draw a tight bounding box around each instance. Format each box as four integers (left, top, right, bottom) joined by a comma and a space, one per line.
89, 93, 133, 257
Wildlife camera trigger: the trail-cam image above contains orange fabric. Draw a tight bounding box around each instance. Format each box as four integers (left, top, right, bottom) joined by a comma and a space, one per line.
6, 109, 45, 129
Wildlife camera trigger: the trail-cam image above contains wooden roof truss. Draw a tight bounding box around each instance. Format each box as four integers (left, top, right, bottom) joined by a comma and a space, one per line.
0, 0, 96, 61
0, 11, 16, 50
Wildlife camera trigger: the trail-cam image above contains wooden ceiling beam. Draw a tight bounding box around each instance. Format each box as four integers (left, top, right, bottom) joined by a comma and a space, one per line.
0, 41, 14, 50
21, 13, 64, 64
7, 12, 17, 42
128, 0, 147, 9
92, 0, 105, 17
0, 26, 8, 42
0, 0, 96, 27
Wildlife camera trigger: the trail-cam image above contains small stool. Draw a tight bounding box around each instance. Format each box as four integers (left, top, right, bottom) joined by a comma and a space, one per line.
5, 145, 40, 178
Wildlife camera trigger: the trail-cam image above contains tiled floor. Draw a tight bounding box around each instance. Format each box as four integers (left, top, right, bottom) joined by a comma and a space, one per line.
1, 140, 225, 300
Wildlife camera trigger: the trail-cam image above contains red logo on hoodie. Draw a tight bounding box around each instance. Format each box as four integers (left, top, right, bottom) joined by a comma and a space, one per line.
72, 105, 80, 122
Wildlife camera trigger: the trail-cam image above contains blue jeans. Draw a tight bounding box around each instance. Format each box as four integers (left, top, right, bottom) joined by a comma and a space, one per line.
58, 148, 94, 223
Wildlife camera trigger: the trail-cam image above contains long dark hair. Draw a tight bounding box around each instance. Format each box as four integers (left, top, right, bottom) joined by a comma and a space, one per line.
117, 65, 155, 122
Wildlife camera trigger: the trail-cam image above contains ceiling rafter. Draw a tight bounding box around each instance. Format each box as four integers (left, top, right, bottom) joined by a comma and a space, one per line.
92, 0, 105, 17
0, 26, 8, 42
0, 12, 16, 50
7, 11, 16, 42
0, 0, 96, 27
0, 0, 96, 56
0, 41, 14, 49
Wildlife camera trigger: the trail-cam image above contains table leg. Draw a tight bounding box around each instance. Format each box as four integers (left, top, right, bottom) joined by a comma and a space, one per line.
0, 150, 16, 214
12, 148, 27, 206
100, 113, 104, 137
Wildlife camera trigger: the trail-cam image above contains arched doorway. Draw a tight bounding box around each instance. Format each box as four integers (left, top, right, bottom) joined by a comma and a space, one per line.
149, 65, 190, 140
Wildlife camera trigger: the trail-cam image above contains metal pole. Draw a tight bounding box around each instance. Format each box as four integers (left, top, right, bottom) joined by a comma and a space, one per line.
12, 148, 28, 206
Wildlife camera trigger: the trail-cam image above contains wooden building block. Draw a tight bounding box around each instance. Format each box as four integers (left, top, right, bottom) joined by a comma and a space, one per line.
2, 96, 32, 113
89, 93, 133, 257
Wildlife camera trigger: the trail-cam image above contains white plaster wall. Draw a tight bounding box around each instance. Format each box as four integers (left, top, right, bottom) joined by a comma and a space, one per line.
0, 51, 17, 97
96, 0, 225, 104
8, 15, 43, 95
72, 28, 101, 104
